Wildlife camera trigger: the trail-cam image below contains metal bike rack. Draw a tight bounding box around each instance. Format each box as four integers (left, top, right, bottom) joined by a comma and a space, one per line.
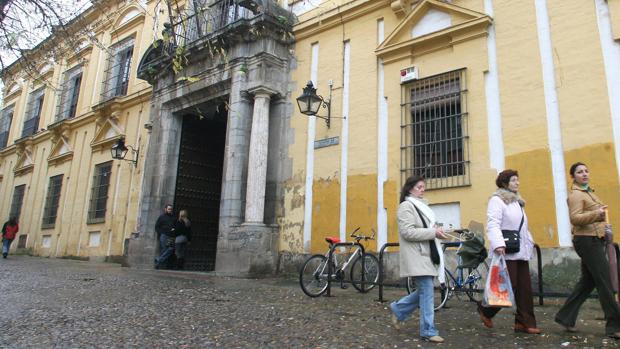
378, 242, 399, 303
378, 242, 547, 305
325, 241, 365, 297
534, 244, 544, 305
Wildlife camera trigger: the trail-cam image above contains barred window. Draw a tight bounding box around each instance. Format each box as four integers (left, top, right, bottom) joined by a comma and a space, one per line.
401, 69, 469, 189
22, 88, 45, 137
56, 66, 83, 121
101, 38, 134, 101
87, 161, 112, 224
0, 105, 14, 148
9, 184, 26, 220
42, 175, 63, 229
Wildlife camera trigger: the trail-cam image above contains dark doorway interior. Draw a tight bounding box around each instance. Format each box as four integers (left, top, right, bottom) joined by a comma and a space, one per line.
174, 101, 227, 271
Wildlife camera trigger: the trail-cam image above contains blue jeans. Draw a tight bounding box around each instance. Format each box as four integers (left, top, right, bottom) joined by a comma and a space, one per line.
2, 238, 13, 255
155, 234, 174, 267
390, 275, 438, 338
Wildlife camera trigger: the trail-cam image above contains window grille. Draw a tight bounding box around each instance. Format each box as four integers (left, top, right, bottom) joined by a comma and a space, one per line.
0, 105, 14, 148
22, 88, 45, 137
401, 69, 470, 189
101, 38, 134, 102
41, 175, 63, 229
9, 184, 26, 220
55, 66, 83, 121
87, 161, 112, 224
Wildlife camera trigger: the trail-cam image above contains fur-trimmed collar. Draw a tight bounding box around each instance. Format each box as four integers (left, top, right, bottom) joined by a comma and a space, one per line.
493, 188, 526, 206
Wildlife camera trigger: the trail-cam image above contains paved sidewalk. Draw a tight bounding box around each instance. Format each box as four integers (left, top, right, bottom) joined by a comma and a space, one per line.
0, 256, 619, 348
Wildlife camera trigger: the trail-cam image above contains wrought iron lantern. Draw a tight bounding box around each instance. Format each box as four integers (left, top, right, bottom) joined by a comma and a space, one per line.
296, 80, 343, 128
110, 137, 139, 167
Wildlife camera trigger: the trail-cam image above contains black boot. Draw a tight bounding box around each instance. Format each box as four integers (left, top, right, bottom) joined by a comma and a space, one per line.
177, 258, 184, 270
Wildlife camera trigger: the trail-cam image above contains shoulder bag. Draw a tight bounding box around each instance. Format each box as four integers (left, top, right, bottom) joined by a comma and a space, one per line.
502, 206, 524, 254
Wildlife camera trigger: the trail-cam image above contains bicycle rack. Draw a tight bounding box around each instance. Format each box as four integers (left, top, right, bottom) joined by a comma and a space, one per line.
534, 244, 543, 305
325, 241, 366, 297
378, 242, 399, 303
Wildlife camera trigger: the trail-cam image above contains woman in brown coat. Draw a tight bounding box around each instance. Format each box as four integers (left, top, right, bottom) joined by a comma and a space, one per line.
555, 162, 620, 338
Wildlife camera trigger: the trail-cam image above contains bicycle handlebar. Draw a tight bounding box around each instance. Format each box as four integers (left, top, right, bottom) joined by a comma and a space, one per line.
350, 227, 375, 241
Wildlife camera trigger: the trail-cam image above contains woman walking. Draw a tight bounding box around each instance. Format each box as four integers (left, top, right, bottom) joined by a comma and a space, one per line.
555, 162, 620, 338
477, 169, 541, 334
174, 210, 192, 270
389, 176, 447, 343
1, 217, 19, 258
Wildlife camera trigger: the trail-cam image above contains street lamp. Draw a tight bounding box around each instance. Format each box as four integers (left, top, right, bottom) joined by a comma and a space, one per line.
110, 137, 139, 167
296, 80, 344, 128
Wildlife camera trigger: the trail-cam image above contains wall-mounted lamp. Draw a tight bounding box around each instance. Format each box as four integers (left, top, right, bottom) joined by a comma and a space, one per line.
110, 137, 139, 167
296, 80, 345, 128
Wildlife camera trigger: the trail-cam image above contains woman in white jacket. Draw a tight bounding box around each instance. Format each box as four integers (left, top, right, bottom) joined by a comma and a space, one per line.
477, 169, 541, 334
389, 176, 447, 343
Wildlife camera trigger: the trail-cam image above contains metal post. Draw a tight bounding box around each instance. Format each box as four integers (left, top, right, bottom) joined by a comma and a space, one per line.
534, 244, 543, 305
378, 242, 400, 302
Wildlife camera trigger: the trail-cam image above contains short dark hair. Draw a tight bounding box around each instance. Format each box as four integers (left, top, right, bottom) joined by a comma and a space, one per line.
496, 169, 518, 188
400, 175, 425, 203
569, 162, 587, 178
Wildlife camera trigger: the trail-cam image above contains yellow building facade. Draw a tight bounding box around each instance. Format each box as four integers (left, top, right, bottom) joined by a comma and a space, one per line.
2, 0, 620, 274
283, 0, 620, 257
0, 1, 158, 260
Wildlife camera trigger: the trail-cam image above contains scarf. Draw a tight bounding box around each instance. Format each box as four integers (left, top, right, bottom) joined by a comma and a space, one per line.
493, 188, 525, 206
406, 196, 446, 284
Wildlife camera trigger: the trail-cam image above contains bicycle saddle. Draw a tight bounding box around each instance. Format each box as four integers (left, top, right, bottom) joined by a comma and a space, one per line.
325, 237, 341, 244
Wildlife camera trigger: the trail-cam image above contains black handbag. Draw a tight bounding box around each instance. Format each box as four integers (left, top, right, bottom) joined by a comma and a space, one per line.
413, 205, 440, 265
502, 206, 524, 254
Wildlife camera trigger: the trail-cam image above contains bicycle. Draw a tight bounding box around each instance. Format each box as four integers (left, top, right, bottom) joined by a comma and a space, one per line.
406, 229, 489, 310
299, 228, 380, 297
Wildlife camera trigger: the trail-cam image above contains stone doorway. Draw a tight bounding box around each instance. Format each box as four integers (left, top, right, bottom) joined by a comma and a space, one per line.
173, 101, 227, 271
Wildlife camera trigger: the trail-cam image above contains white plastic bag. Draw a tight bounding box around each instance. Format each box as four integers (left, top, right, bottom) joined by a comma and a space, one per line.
483, 253, 515, 307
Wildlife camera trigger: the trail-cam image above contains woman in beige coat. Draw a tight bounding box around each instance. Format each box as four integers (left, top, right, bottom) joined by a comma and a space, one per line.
389, 176, 447, 343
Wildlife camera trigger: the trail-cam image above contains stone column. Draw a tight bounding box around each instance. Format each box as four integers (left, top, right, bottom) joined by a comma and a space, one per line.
244, 89, 273, 223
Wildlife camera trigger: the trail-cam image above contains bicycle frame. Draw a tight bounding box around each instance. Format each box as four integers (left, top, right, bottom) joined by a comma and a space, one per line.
324, 244, 363, 272
326, 240, 366, 297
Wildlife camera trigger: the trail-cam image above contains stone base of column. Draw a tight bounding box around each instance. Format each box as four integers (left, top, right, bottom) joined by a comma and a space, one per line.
215, 223, 279, 277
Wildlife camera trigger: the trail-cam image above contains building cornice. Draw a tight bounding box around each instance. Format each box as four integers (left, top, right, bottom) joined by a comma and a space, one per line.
293, 0, 391, 40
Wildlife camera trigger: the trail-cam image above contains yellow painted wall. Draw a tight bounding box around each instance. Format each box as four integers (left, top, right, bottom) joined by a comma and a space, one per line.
284, 0, 620, 255
0, 0, 158, 258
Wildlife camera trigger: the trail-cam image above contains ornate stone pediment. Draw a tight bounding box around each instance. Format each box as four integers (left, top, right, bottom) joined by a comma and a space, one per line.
91, 112, 125, 150
376, 0, 491, 61
48, 135, 74, 165
14, 145, 34, 176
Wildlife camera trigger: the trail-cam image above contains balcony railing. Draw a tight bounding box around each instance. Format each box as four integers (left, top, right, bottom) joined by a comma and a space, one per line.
172, 0, 255, 47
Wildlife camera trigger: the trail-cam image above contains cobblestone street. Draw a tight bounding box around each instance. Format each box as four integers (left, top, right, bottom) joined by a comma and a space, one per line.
0, 256, 619, 348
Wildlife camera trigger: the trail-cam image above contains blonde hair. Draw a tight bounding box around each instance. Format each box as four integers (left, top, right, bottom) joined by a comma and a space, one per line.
179, 210, 190, 226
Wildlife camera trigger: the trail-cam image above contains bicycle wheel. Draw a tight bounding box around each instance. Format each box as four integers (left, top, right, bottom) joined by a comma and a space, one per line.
299, 254, 330, 297
464, 260, 489, 302
350, 253, 380, 293
406, 272, 451, 311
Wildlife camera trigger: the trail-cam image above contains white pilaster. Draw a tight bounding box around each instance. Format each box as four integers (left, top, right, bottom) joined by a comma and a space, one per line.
484, 0, 505, 172
595, 0, 620, 185
534, 0, 571, 246
339, 41, 351, 241
303, 43, 319, 251
377, 19, 388, 249
244, 90, 272, 223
